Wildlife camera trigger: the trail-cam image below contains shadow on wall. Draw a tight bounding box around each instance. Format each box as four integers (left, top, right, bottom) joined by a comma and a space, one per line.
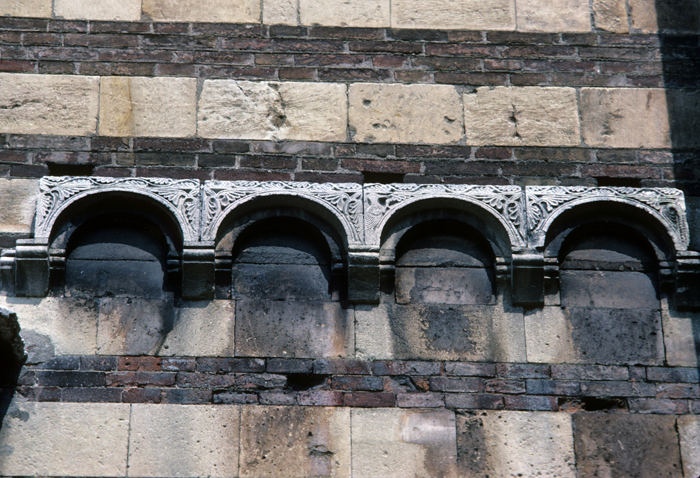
655, 0, 700, 373
0, 308, 26, 430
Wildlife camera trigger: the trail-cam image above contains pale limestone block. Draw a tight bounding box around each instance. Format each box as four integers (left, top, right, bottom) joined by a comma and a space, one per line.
457, 411, 576, 478
629, 0, 658, 32
352, 409, 457, 478
264, 0, 298, 25
662, 309, 699, 367
463, 87, 580, 146
0, 0, 51, 17
592, 0, 629, 33
679, 416, 700, 478
300, 0, 390, 27
0, 402, 130, 477
355, 304, 395, 360
159, 301, 235, 357
349, 83, 463, 144
0, 73, 99, 136
99, 77, 197, 138
128, 404, 240, 478
97, 298, 174, 356
143, 0, 261, 23
629, 0, 700, 34
580, 88, 672, 148
0, 297, 98, 357
0, 179, 39, 233
524, 307, 577, 363
392, 0, 515, 30
516, 0, 591, 32
54, 0, 141, 21
198, 80, 347, 141
240, 406, 351, 478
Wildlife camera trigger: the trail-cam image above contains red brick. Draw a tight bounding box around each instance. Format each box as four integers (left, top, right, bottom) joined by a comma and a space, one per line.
106, 371, 176, 387
475, 147, 512, 159
176, 372, 236, 389
118, 356, 162, 371
135, 167, 211, 180
373, 55, 407, 68
497, 364, 550, 379
267, 359, 313, 374
61, 387, 122, 402
294, 172, 362, 183
318, 68, 390, 81
504, 395, 558, 411
485, 379, 526, 394
445, 393, 504, 409
160, 389, 212, 404
435, 72, 508, 85
213, 169, 291, 181
629, 398, 689, 414
161, 357, 196, 372
213, 392, 259, 404
656, 384, 700, 399
0, 60, 35, 72
397, 393, 445, 408
394, 70, 432, 82
197, 358, 265, 373
297, 390, 343, 406
279, 68, 317, 80
341, 159, 420, 174
430, 377, 484, 393
313, 359, 371, 375
343, 392, 395, 407
349, 41, 422, 54
122, 387, 162, 403
331, 376, 384, 391
372, 361, 441, 376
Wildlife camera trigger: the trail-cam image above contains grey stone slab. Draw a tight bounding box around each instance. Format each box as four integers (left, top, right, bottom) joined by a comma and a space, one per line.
560, 270, 660, 309
66, 259, 168, 299
395, 267, 495, 305
232, 263, 331, 301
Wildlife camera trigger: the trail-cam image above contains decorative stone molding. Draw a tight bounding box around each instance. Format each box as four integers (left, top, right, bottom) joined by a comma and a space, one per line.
35, 176, 201, 244
525, 186, 689, 251
363, 184, 526, 250
201, 181, 364, 246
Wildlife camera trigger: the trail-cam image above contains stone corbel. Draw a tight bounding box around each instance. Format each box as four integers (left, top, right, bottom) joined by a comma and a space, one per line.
348, 247, 380, 304
14, 240, 49, 297
675, 251, 700, 310
511, 252, 545, 307
182, 246, 216, 300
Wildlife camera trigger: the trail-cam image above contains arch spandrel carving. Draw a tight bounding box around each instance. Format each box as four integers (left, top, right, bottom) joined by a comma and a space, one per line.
363, 183, 526, 250
201, 180, 364, 247
526, 186, 689, 252
35, 177, 201, 244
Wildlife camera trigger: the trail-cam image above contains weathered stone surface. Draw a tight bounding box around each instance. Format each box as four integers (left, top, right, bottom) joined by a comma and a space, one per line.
355, 304, 525, 362
457, 411, 575, 478
560, 271, 659, 309
688, 197, 700, 252
0, 0, 51, 17
0, 402, 130, 477
574, 414, 683, 478
662, 309, 700, 367
199, 80, 347, 141
239, 406, 351, 478
392, 0, 515, 30
679, 416, 700, 478
349, 83, 463, 144
159, 301, 235, 357
0, 179, 38, 233
592, 0, 629, 33
629, 0, 700, 33
97, 298, 175, 355
232, 264, 331, 301
463, 87, 580, 146
0, 74, 99, 136
395, 268, 494, 305
0, 297, 98, 358
99, 77, 197, 138
143, 0, 261, 23
516, 0, 591, 32
352, 409, 458, 478
54, 0, 141, 20
300, 0, 390, 27
236, 300, 353, 358
263, 0, 298, 25
128, 404, 240, 477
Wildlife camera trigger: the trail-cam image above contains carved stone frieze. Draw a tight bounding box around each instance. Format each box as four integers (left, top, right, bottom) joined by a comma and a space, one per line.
201, 181, 364, 245
35, 176, 201, 244
363, 183, 526, 249
526, 186, 689, 250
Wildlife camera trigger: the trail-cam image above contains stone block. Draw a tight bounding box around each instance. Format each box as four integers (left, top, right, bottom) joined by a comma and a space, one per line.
679, 416, 700, 478
463, 87, 580, 146
159, 301, 235, 357
143, 0, 261, 23
97, 298, 175, 356
395, 267, 494, 305
0, 297, 98, 359
629, 0, 700, 33
573, 414, 683, 478
0, 73, 99, 136
356, 303, 525, 362
66, 259, 167, 299
524, 306, 578, 364
128, 404, 240, 477
349, 83, 463, 144
592, 0, 629, 33
232, 263, 331, 301
352, 409, 458, 478
199, 80, 347, 141
236, 300, 353, 358
392, 0, 515, 30
0, 402, 130, 477
0, 179, 38, 234
99, 77, 197, 138
239, 406, 351, 478
560, 271, 659, 309
263, 0, 298, 25
300, 0, 390, 27
457, 411, 575, 478
662, 309, 700, 367
54, 0, 141, 20
0, 0, 51, 17
516, 0, 591, 32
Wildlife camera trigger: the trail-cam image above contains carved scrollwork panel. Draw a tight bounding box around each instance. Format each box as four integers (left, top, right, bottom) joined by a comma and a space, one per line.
35, 177, 202, 243
526, 186, 689, 251
363, 183, 526, 249
201, 181, 364, 246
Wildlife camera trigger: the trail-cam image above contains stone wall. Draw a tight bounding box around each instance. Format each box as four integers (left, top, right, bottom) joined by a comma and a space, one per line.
1, 0, 700, 477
